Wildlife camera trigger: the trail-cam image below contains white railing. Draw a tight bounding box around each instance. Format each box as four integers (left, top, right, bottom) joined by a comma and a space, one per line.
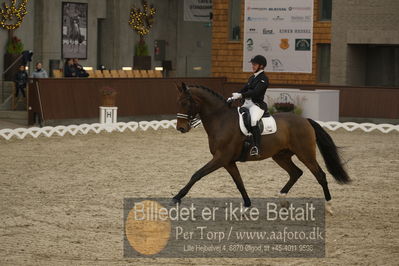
0, 120, 177, 140
316, 121, 399, 133
0, 120, 398, 140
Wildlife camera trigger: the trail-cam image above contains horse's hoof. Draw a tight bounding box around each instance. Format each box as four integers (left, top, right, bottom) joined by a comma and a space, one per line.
244, 199, 251, 208
279, 193, 287, 198
171, 197, 181, 205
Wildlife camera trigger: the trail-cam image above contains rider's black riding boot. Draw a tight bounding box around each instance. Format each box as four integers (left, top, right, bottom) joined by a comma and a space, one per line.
250, 125, 261, 156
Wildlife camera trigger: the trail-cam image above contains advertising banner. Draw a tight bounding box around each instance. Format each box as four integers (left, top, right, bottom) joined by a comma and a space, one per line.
184, 0, 212, 22
243, 0, 314, 73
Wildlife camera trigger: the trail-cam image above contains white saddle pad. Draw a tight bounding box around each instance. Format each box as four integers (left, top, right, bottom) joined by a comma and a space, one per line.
238, 108, 277, 136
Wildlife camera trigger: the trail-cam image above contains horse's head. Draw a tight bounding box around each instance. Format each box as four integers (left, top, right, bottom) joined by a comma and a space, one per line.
176, 83, 200, 133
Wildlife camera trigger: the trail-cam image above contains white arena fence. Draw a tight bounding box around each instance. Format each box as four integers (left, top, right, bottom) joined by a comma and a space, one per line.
0, 120, 398, 141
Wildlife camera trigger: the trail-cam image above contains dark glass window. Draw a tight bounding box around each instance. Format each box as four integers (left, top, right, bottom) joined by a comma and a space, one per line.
229, 0, 241, 41
347, 44, 399, 86
366, 45, 399, 87
317, 44, 331, 83
320, 0, 332, 21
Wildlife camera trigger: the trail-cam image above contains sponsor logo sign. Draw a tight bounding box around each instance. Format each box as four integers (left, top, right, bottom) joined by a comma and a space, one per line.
261, 40, 272, 52
295, 39, 311, 51
246, 38, 254, 51
247, 16, 268, 22
244, 0, 314, 72
272, 15, 284, 21
291, 15, 311, 22
262, 28, 274, 35
272, 59, 285, 71
280, 39, 290, 50
289, 6, 312, 11
247, 28, 258, 34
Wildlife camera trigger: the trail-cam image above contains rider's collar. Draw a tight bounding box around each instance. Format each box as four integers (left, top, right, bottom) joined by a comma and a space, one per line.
253, 69, 264, 77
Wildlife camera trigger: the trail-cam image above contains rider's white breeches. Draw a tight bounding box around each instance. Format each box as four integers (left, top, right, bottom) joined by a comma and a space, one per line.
242, 99, 264, 126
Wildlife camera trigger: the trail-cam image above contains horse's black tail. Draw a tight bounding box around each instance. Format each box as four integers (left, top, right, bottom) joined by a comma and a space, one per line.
307, 119, 351, 184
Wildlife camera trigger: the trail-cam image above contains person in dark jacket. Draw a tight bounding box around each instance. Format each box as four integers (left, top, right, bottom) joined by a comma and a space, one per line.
73, 58, 89, 77
228, 55, 269, 156
64, 58, 77, 77
14, 65, 28, 98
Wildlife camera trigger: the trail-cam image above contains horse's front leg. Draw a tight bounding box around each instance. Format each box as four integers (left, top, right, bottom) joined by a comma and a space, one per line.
224, 162, 251, 207
172, 156, 224, 204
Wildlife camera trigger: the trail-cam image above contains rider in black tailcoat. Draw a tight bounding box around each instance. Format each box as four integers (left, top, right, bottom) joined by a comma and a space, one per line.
228, 55, 269, 156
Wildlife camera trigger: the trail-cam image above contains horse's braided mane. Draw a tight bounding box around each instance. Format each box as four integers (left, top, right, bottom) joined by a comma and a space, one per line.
189, 85, 227, 105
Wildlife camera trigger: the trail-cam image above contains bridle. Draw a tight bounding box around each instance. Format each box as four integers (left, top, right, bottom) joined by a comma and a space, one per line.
176, 91, 202, 128
176, 113, 202, 128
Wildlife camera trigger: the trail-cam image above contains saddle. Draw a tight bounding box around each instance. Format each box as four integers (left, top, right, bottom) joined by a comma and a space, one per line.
237, 107, 277, 162
238, 107, 277, 136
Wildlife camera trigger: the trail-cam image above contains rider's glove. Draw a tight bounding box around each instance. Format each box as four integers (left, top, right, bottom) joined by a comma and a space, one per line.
232, 93, 242, 100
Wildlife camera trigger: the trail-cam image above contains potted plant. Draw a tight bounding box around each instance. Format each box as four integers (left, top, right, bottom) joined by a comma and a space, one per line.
1, 0, 29, 80
6, 36, 24, 54
134, 37, 151, 70
274, 102, 295, 112
100, 87, 117, 107
4, 36, 24, 81
129, 0, 156, 70
267, 94, 305, 116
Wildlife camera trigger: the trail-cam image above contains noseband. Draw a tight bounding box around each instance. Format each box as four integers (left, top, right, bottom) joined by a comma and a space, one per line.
177, 86, 202, 128
176, 113, 202, 128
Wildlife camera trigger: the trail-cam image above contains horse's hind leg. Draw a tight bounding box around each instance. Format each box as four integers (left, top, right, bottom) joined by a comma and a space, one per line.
272, 150, 303, 196
296, 151, 333, 214
225, 162, 251, 207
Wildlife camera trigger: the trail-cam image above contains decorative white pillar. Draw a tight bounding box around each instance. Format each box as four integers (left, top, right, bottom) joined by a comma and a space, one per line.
99, 106, 118, 124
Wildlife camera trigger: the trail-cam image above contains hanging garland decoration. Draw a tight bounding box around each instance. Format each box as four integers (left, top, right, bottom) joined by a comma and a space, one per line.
128, 0, 156, 37
0, 0, 29, 30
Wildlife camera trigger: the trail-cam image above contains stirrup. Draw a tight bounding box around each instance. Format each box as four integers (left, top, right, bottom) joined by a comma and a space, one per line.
250, 146, 259, 156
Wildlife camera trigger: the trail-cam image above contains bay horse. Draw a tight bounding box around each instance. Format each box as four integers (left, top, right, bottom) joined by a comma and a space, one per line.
173, 83, 350, 214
